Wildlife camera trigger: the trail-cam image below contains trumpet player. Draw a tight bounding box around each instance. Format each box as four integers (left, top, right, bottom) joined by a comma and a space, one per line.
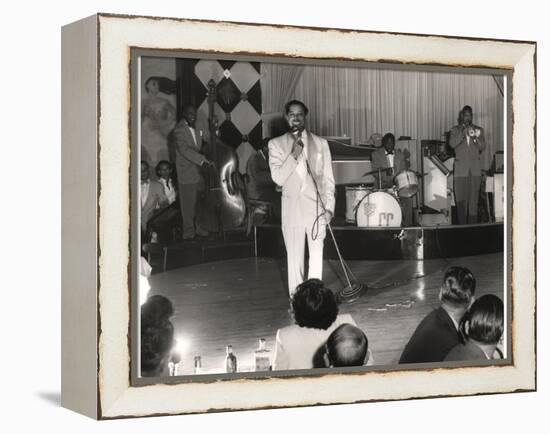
449, 105, 486, 224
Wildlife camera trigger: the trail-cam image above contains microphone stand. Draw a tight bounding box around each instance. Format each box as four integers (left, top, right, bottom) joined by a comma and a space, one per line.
298, 135, 367, 303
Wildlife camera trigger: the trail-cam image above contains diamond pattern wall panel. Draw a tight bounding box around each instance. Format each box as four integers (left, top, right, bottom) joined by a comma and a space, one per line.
193, 59, 263, 172
232, 100, 261, 135
216, 78, 241, 112
218, 60, 237, 71
219, 120, 243, 148
197, 99, 225, 127
195, 60, 225, 88
230, 62, 261, 93
246, 81, 262, 114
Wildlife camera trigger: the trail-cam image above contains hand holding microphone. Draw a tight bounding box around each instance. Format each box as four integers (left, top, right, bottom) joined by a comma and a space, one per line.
291, 130, 304, 160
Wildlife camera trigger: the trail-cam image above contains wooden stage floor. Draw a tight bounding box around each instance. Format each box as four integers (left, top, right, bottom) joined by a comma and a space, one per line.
146, 253, 504, 375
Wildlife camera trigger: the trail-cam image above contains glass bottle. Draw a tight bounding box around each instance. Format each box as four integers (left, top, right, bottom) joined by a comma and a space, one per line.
254, 338, 271, 371
169, 351, 181, 376
193, 355, 202, 374
225, 345, 238, 373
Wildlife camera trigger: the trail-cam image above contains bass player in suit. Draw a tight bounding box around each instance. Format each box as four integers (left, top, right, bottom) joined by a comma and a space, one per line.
268, 100, 335, 297
172, 105, 214, 240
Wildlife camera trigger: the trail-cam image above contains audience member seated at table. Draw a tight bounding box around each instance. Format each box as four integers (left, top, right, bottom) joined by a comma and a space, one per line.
142, 294, 174, 325
272, 279, 356, 371
156, 160, 178, 205
322, 324, 369, 368
399, 266, 476, 364
444, 294, 504, 362
141, 160, 168, 240
147, 160, 182, 243
141, 295, 175, 377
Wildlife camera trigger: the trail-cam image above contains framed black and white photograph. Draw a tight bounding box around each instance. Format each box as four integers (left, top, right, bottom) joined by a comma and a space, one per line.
61, 13, 536, 419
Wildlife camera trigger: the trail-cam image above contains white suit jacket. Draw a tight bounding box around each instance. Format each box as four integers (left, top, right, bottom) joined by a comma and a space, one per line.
268, 131, 335, 227
272, 314, 356, 370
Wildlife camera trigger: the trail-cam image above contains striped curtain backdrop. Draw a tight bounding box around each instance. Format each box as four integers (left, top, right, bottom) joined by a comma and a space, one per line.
262, 63, 504, 170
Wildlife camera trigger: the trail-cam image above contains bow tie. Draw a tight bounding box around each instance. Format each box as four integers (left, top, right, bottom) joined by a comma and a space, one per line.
386, 151, 394, 155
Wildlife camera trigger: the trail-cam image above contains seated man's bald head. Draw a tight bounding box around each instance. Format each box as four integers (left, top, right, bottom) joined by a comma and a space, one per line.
326, 324, 368, 367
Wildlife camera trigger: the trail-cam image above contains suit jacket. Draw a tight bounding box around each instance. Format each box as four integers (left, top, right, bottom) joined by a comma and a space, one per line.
246, 149, 277, 200
172, 119, 210, 184
449, 124, 486, 177
444, 341, 488, 362
371, 147, 409, 188
272, 314, 356, 371
268, 131, 335, 227
141, 180, 168, 230
399, 307, 460, 364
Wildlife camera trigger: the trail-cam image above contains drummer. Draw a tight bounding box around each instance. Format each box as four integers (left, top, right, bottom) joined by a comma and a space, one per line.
371, 133, 413, 226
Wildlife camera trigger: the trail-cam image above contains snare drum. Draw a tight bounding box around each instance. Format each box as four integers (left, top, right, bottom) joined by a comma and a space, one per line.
356, 191, 402, 227
394, 170, 418, 198
345, 185, 371, 223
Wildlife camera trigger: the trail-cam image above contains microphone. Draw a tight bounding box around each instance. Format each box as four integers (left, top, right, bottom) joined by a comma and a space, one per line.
292, 129, 304, 147
291, 130, 304, 162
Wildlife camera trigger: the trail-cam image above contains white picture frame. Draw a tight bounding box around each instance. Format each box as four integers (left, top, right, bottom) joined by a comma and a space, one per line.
61, 13, 536, 419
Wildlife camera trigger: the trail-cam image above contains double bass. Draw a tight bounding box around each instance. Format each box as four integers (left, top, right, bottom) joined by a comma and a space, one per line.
196, 79, 247, 234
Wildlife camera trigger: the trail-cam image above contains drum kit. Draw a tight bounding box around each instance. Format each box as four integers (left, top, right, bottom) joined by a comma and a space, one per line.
345, 168, 419, 227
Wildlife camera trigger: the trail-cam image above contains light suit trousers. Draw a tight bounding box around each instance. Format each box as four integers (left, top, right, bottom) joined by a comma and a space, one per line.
282, 195, 326, 297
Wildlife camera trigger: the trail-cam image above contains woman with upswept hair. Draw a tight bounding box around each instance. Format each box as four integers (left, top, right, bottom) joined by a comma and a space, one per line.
272, 279, 357, 371
445, 294, 504, 361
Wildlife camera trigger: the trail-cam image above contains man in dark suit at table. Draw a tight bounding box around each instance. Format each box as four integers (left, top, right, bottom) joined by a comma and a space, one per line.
449, 105, 486, 224
371, 133, 413, 226
399, 266, 476, 364
172, 105, 214, 240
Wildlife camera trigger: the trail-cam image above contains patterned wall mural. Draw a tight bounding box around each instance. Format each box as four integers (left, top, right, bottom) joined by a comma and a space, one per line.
183, 59, 263, 173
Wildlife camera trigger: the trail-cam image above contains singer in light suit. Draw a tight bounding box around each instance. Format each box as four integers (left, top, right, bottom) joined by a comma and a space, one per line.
268, 100, 335, 297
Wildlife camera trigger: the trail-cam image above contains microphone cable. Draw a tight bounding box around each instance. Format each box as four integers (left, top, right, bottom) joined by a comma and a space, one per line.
292, 130, 326, 241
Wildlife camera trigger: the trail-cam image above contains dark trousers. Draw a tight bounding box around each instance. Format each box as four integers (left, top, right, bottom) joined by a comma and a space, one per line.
400, 196, 414, 226
147, 202, 181, 243
178, 182, 206, 238
454, 173, 481, 224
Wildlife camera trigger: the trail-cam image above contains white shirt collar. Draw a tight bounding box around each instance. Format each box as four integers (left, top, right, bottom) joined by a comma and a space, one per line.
449, 315, 459, 330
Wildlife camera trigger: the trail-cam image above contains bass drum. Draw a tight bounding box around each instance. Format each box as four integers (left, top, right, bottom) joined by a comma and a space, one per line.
356, 191, 402, 227
345, 185, 371, 223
